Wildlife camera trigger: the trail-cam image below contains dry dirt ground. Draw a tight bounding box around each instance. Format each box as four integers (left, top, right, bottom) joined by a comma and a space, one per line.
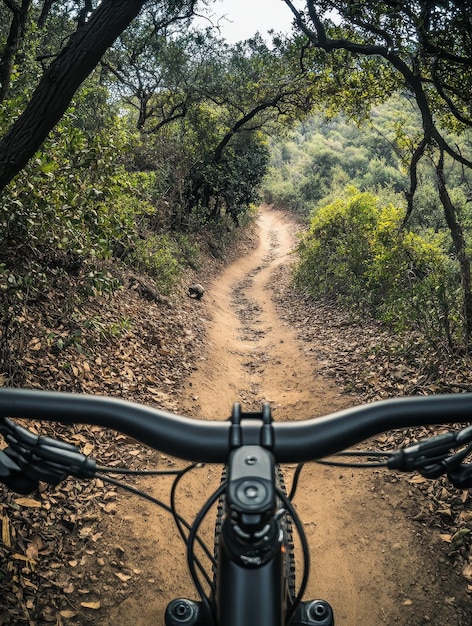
1, 206, 471, 626
99, 206, 470, 625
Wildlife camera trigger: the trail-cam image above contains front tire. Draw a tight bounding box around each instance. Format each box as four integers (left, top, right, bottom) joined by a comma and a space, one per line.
212, 466, 297, 612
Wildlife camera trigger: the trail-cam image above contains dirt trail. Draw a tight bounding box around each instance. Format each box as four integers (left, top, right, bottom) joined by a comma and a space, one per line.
106, 206, 469, 626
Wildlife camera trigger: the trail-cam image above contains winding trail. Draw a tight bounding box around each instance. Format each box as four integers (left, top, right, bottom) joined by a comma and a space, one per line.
181, 208, 346, 418
106, 206, 468, 626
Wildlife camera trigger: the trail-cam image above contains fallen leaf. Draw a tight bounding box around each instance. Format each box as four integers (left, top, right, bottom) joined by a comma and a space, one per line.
408, 475, 428, 484
78, 526, 94, 538
80, 601, 101, 610
462, 563, 472, 582
436, 507, 452, 517
83, 442, 94, 455
25, 541, 39, 560
28, 338, 41, 351
1, 513, 11, 548
14, 497, 42, 508
449, 528, 471, 552
11, 552, 36, 564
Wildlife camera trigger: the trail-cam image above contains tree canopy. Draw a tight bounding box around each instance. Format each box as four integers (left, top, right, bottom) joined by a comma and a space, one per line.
1, 0, 472, 357
0, 0, 202, 190
281, 0, 472, 342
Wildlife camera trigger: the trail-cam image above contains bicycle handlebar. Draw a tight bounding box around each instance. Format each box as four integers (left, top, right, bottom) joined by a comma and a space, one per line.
1, 387, 472, 463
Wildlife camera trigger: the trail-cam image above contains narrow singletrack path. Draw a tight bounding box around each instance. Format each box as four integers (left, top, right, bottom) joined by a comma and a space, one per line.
106, 206, 468, 626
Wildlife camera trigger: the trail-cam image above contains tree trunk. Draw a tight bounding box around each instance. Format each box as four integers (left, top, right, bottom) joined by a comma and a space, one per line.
0, 0, 147, 192
0, 0, 32, 103
436, 149, 472, 345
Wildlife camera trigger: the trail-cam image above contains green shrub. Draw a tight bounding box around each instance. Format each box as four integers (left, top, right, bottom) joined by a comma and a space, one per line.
295, 187, 460, 348
0, 113, 156, 262
129, 235, 182, 294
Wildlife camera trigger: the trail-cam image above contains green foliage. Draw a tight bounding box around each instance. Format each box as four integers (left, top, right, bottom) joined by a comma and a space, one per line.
200, 131, 270, 225
0, 84, 168, 362
264, 101, 472, 225
83, 315, 133, 342
295, 188, 460, 348
128, 234, 182, 294
172, 234, 202, 271
263, 106, 412, 216
2, 117, 145, 254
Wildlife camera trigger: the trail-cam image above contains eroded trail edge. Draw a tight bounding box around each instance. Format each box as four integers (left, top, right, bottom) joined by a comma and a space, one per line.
107, 206, 469, 626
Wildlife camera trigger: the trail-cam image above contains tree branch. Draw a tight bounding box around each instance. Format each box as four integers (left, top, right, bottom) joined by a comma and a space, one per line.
0, 0, 148, 191
402, 134, 430, 228
0, 0, 32, 103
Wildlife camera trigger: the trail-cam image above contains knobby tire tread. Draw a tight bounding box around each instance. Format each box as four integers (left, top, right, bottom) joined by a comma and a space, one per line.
212, 466, 296, 603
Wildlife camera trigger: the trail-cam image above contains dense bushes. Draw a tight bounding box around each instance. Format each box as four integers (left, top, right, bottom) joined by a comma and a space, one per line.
295, 188, 460, 349
262, 111, 410, 217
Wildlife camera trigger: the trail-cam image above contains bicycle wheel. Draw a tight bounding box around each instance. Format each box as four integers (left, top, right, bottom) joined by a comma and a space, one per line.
277, 466, 297, 605
212, 466, 296, 601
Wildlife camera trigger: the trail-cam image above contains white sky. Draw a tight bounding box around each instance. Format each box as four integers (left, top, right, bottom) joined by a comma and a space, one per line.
204, 0, 301, 43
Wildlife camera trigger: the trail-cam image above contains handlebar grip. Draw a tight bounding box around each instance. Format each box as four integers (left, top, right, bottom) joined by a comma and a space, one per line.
0, 449, 39, 494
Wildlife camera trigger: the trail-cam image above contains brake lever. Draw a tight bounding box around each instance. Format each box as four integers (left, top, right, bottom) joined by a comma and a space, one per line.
387, 431, 457, 474
0, 417, 97, 489
387, 424, 472, 477
387, 424, 472, 491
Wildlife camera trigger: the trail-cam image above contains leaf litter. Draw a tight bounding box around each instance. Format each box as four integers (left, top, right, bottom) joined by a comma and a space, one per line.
271, 263, 472, 602
0, 231, 256, 624
1, 223, 472, 623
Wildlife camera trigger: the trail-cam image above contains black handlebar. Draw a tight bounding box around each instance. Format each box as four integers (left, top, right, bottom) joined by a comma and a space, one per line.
1, 388, 472, 463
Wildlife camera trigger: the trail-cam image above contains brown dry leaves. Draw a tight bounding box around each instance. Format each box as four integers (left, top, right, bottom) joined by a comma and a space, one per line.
272, 264, 472, 595
0, 269, 209, 625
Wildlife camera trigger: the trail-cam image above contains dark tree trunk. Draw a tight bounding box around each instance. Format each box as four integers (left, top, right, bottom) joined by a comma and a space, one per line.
0, 0, 147, 192
37, 0, 56, 28
436, 149, 472, 344
0, 0, 32, 103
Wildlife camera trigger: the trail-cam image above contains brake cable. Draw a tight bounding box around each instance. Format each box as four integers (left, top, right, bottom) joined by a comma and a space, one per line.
316, 450, 391, 468
288, 451, 392, 501
170, 464, 207, 553
186, 482, 227, 625
276, 487, 310, 624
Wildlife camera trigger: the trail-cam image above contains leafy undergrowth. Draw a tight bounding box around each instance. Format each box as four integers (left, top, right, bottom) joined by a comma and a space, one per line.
0, 222, 259, 625
1, 217, 472, 624
272, 264, 472, 597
